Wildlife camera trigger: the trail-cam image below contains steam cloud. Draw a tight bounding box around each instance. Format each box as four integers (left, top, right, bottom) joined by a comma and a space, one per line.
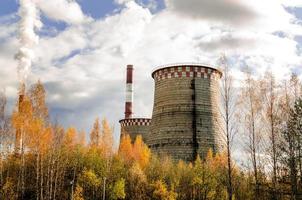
15, 0, 42, 84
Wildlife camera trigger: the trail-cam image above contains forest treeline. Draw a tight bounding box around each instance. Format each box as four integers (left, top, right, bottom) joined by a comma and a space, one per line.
0, 64, 302, 200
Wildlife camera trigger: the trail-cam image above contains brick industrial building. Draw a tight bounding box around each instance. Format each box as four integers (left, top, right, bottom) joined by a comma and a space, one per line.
119, 63, 224, 162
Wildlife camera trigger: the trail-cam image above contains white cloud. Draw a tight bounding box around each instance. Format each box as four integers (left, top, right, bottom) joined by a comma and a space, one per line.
37, 0, 90, 24
164, 0, 302, 36
115, 0, 133, 5
164, 0, 257, 25
282, 0, 302, 7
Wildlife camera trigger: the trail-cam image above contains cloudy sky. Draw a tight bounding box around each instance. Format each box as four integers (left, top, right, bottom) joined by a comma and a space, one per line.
0, 0, 302, 143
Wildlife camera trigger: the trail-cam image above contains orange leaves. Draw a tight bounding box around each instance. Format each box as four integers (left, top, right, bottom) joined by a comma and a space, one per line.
89, 118, 114, 159
90, 118, 100, 147
152, 180, 177, 200
29, 80, 48, 121
11, 82, 53, 154
100, 119, 113, 158
133, 135, 151, 169
118, 134, 132, 161
12, 95, 33, 131
205, 149, 228, 171
12, 93, 53, 153
78, 131, 86, 146
27, 119, 53, 153
64, 127, 78, 149
39, 127, 53, 152
118, 134, 150, 169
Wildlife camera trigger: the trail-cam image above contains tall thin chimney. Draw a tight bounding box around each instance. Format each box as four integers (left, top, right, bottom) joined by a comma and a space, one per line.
125, 65, 133, 119
15, 83, 25, 154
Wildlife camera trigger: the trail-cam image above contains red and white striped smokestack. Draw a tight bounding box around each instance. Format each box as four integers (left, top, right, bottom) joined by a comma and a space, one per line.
125, 65, 133, 119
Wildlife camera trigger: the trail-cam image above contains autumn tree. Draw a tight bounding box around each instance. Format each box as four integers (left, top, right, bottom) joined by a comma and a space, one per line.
100, 118, 113, 159
78, 169, 102, 199
90, 117, 100, 147
118, 134, 133, 164
218, 54, 236, 200
281, 98, 302, 199
126, 162, 148, 200
29, 82, 52, 200
12, 86, 34, 198
259, 70, 282, 199
152, 180, 177, 200
192, 155, 217, 200
239, 67, 263, 199
132, 135, 151, 169
1, 177, 17, 200
290, 73, 301, 101
73, 184, 84, 200
289, 74, 302, 188
0, 89, 10, 190
29, 80, 49, 122
3, 77, 301, 200
110, 178, 126, 200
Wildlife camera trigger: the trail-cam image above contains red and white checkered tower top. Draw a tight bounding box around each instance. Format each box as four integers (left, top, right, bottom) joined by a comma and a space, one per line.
125, 65, 133, 119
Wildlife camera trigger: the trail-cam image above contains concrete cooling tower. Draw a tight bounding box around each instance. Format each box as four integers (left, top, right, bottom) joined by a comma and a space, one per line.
148, 63, 224, 162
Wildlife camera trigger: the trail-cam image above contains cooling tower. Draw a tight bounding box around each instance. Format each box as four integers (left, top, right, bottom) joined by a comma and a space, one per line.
148, 63, 223, 162
119, 65, 151, 142
120, 118, 151, 142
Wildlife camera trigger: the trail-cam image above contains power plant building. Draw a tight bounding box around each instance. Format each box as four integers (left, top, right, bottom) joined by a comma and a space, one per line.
119, 63, 224, 162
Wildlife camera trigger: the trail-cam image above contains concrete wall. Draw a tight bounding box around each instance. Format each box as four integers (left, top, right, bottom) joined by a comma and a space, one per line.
119, 118, 151, 142
148, 65, 223, 162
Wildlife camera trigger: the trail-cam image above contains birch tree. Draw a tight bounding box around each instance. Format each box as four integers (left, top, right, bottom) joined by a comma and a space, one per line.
260, 71, 281, 199
240, 67, 263, 199
218, 55, 236, 200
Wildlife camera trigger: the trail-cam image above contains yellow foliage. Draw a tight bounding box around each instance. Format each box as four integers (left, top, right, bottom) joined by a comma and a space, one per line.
11, 92, 52, 154
177, 160, 186, 170
73, 185, 84, 200
111, 178, 126, 200
129, 162, 147, 182
100, 118, 113, 158
118, 134, 133, 163
64, 127, 77, 148
12, 95, 33, 131
90, 117, 100, 147
29, 80, 49, 121
206, 148, 214, 163
152, 180, 177, 200
79, 169, 101, 188
78, 130, 87, 146
133, 135, 150, 169
119, 134, 151, 169
1, 178, 16, 200
33, 127, 53, 154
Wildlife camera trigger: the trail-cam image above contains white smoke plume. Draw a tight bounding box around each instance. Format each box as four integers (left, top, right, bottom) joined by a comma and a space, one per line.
15, 0, 42, 84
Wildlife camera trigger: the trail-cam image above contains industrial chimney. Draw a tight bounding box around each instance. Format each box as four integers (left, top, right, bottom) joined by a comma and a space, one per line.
125, 65, 133, 119
119, 65, 151, 142
15, 83, 25, 154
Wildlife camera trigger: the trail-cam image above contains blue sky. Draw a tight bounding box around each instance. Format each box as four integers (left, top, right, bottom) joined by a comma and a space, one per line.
0, 0, 302, 147
1, 0, 119, 17
0, 0, 166, 28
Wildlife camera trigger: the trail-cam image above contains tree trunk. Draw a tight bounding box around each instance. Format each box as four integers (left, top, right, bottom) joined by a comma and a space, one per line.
36, 152, 40, 200
40, 153, 44, 200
